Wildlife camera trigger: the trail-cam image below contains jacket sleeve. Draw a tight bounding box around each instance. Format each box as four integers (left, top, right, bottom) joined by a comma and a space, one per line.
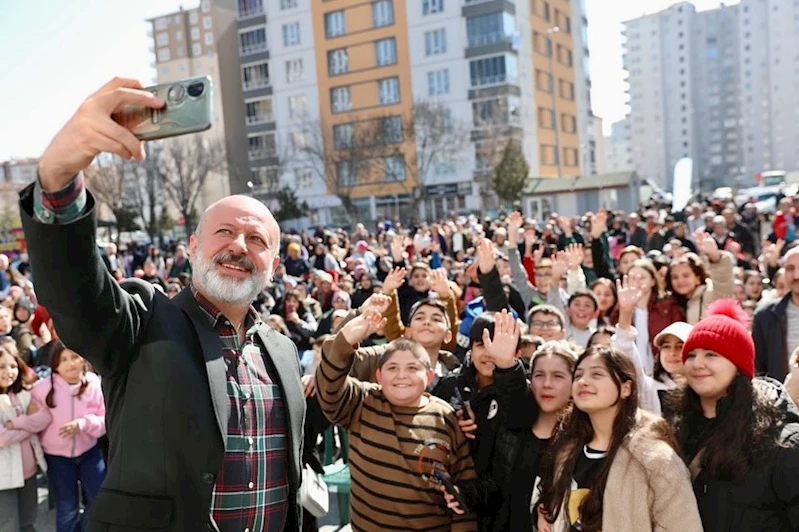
592, 237, 613, 280
76, 385, 107, 438
316, 332, 369, 428
448, 413, 480, 531
0, 426, 32, 447
752, 310, 770, 376
20, 186, 152, 378
10, 398, 52, 433
493, 361, 537, 430
773, 442, 799, 529
647, 449, 704, 532
441, 293, 459, 353
612, 330, 661, 415
478, 266, 509, 312
508, 247, 536, 309
382, 290, 405, 341
349, 343, 389, 383
566, 267, 586, 295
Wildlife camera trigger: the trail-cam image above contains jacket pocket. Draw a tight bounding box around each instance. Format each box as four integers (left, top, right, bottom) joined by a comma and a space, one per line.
90, 488, 173, 529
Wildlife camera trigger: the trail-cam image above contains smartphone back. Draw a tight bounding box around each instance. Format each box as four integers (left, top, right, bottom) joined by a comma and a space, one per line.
114, 76, 213, 141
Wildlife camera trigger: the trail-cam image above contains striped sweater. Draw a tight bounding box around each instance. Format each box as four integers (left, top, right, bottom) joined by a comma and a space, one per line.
318, 333, 478, 531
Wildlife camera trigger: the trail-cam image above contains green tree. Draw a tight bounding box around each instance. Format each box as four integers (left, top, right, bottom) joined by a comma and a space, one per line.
274, 186, 310, 223
114, 204, 141, 234
492, 139, 530, 207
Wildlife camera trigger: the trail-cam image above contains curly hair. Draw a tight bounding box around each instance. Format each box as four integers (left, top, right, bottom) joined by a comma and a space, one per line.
666, 253, 708, 301
671, 374, 784, 482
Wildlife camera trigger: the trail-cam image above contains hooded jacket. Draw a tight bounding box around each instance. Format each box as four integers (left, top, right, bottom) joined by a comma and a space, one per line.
687, 378, 799, 532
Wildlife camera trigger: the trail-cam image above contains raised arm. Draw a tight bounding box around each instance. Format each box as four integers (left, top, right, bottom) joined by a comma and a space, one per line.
21, 78, 165, 377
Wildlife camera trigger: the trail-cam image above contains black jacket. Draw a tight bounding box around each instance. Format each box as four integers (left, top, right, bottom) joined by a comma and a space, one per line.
21, 187, 306, 532
435, 361, 538, 531
753, 293, 790, 380
689, 378, 799, 531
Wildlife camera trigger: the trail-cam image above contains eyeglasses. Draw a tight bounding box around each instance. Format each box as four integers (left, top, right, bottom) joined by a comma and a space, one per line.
531, 320, 562, 330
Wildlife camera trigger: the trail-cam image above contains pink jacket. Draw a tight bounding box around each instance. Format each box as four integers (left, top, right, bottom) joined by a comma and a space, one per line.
31, 372, 106, 458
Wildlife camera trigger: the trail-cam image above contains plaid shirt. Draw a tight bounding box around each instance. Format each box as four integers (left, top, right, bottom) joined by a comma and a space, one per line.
193, 287, 289, 532
33, 173, 87, 224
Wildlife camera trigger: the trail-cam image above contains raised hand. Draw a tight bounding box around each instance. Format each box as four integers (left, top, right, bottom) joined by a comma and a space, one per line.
39, 78, 166, 190
556, 216, 573, 236
532, 242, 545, 263
476, 238, 495, 274
763, 239, 786, 267
361, 293, 392, 315
694, 230, 720, 261
429, 268, 451, 298
481, 310, 520, 369
564, 243, 584, 271
616, 276, 645, 311
591, 209, 608, 239
550, 251, 569, 283
381, 267, 407, 294
341, 309, 386, 345
390, 234, 408, 262
507, 212, 523, 246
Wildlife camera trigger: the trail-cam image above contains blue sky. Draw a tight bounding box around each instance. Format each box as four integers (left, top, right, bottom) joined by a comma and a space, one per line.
0, 0, 738, 161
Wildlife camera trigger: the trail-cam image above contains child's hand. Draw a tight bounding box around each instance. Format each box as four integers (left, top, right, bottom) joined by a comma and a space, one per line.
440, 484, 465, 515
361, 293, 392, 315
58, 420, 81, 438
4, 420, 13, 430
564, 243, 584, 271
340, 309, 386, 345
482, 310, 520, 370
616, 276, 645, 311
26, 399, 40, 415
476, 238, 495, 274
456, 409, 477, 440
382, 267, 407, 294
301, 375, 317, 398
429, 268, 450, 298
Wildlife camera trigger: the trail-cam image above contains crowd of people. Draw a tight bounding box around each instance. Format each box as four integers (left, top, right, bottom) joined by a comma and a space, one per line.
2, 78, 799, 532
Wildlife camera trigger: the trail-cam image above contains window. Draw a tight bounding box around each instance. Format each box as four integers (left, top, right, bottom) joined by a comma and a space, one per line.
295, 168, 313, 188
281, 0, 298, 8
328, 49, 349, 75
176, 30, 183, 41
557, 45, 573, 67
248, 133, 277, 160
325, 11, 345, 38
205, 32, 214, 45
559, 80, 574, 100
469, 55, 517, 87
288, 94, 307, 119
286, 59, 303, 83
540, 144, 558, 165
384, 156, 405, 181
467, 11, 514, 47
561, 114, 577, 133
537, 107, 555, 129
543, 1, 550, 22
423, 0, 444, 15
190, 12, 199, 24
240, 27, 267, 55
157, 49, 171, 62
378, 77, 400, 105
251, 167, 279, 192
337, 161, 356, 186
156, 33, 169, 46
291, 132, 308, 151
155, 18, 168, 30
203, 16, 212, 29
191, 27, 200, 40
425, 29, 447, 55
428, 69, 450, 95
375, 38, 397, 66
331, 86, 352, 112
382, 116, 403, 143
245, 97, 273, 124
535, 69, 552, 92
238, 0, 264, 19
373, 0, 394, 28
177, 46, 185, 57
333, 124, 353, 150
283, 22, 300, 46
242, 61, 270, 90
532, 32, 548, 55
201, 0, 210, 11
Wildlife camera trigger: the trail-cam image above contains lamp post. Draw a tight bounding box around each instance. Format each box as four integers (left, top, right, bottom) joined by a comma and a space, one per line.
547, 26, 563, 180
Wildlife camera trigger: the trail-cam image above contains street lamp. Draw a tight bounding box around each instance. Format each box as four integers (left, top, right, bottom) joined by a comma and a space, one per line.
547, 26, 563, 180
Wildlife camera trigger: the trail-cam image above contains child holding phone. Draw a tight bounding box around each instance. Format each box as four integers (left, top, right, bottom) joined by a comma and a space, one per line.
316, 306, 478, 531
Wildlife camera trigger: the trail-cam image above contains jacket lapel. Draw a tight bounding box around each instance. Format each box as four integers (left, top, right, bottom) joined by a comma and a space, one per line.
173, 290, 229, 450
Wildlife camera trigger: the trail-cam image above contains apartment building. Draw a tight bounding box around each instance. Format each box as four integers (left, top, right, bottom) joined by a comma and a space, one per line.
605, 118, 633, 174
149, 0, 592, 225
622, 0, 799, 192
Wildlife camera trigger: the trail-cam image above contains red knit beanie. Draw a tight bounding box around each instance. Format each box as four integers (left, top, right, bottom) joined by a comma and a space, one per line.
681, 299, 754, 379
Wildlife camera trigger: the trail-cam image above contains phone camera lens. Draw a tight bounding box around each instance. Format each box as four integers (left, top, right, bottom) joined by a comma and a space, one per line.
167, 85, 185, 102
187, 82, 205, 98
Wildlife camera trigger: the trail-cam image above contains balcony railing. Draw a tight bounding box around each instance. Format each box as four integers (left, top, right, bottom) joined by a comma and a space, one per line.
470, 74, 518, 88
246, 114, 274, 126
467, 32, 513, 48
248, 148, 277, 160
238, 2, 264, 20
242, 77, 270, 91
241, 41, 268, 56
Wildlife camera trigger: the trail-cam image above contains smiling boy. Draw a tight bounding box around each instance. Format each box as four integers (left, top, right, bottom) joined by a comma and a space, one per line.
317, 309, 477, 531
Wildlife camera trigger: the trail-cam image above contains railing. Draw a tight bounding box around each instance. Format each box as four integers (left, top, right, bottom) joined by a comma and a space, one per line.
245, 114, 273, 125
467, 32, 513, 48
240, 41, 268, 56
242, 77, 270, 91
470, 74, 518, 88
248, 148, 277, 160
332, 100, 352, 113
238, 2, 264, 20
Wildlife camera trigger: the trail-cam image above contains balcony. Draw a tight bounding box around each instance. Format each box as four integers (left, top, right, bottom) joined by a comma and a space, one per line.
467, 32, 514, 48
470, 74, 518, 88
238, 2, 264, 20
246, 114, 274, 126
241, 41, 268, 56
248, 148, 277, 160
242, 78, 270, 91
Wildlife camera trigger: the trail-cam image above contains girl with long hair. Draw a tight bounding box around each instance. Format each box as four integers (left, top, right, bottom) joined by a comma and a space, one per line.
536, 345, 701, 532
31, 341, 106, 532
672, 299, 799, 531
589, 278, 617, 326
0, 346, 48, 531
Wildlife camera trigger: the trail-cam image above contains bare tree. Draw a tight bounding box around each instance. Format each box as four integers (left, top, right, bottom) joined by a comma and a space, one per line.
128, 143, 164, 245
84, 155, 140, 243
157, 135, 227, 236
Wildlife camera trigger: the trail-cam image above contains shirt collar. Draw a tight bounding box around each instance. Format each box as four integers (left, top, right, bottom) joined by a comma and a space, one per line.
190, 284, 262, 330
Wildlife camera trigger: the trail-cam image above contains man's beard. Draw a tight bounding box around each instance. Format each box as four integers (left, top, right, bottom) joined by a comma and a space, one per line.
193, 247, 270, 306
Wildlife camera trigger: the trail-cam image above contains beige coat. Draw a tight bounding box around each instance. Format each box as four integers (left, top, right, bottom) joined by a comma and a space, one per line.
544, 412, 703, 532
684, 251, 734, 324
